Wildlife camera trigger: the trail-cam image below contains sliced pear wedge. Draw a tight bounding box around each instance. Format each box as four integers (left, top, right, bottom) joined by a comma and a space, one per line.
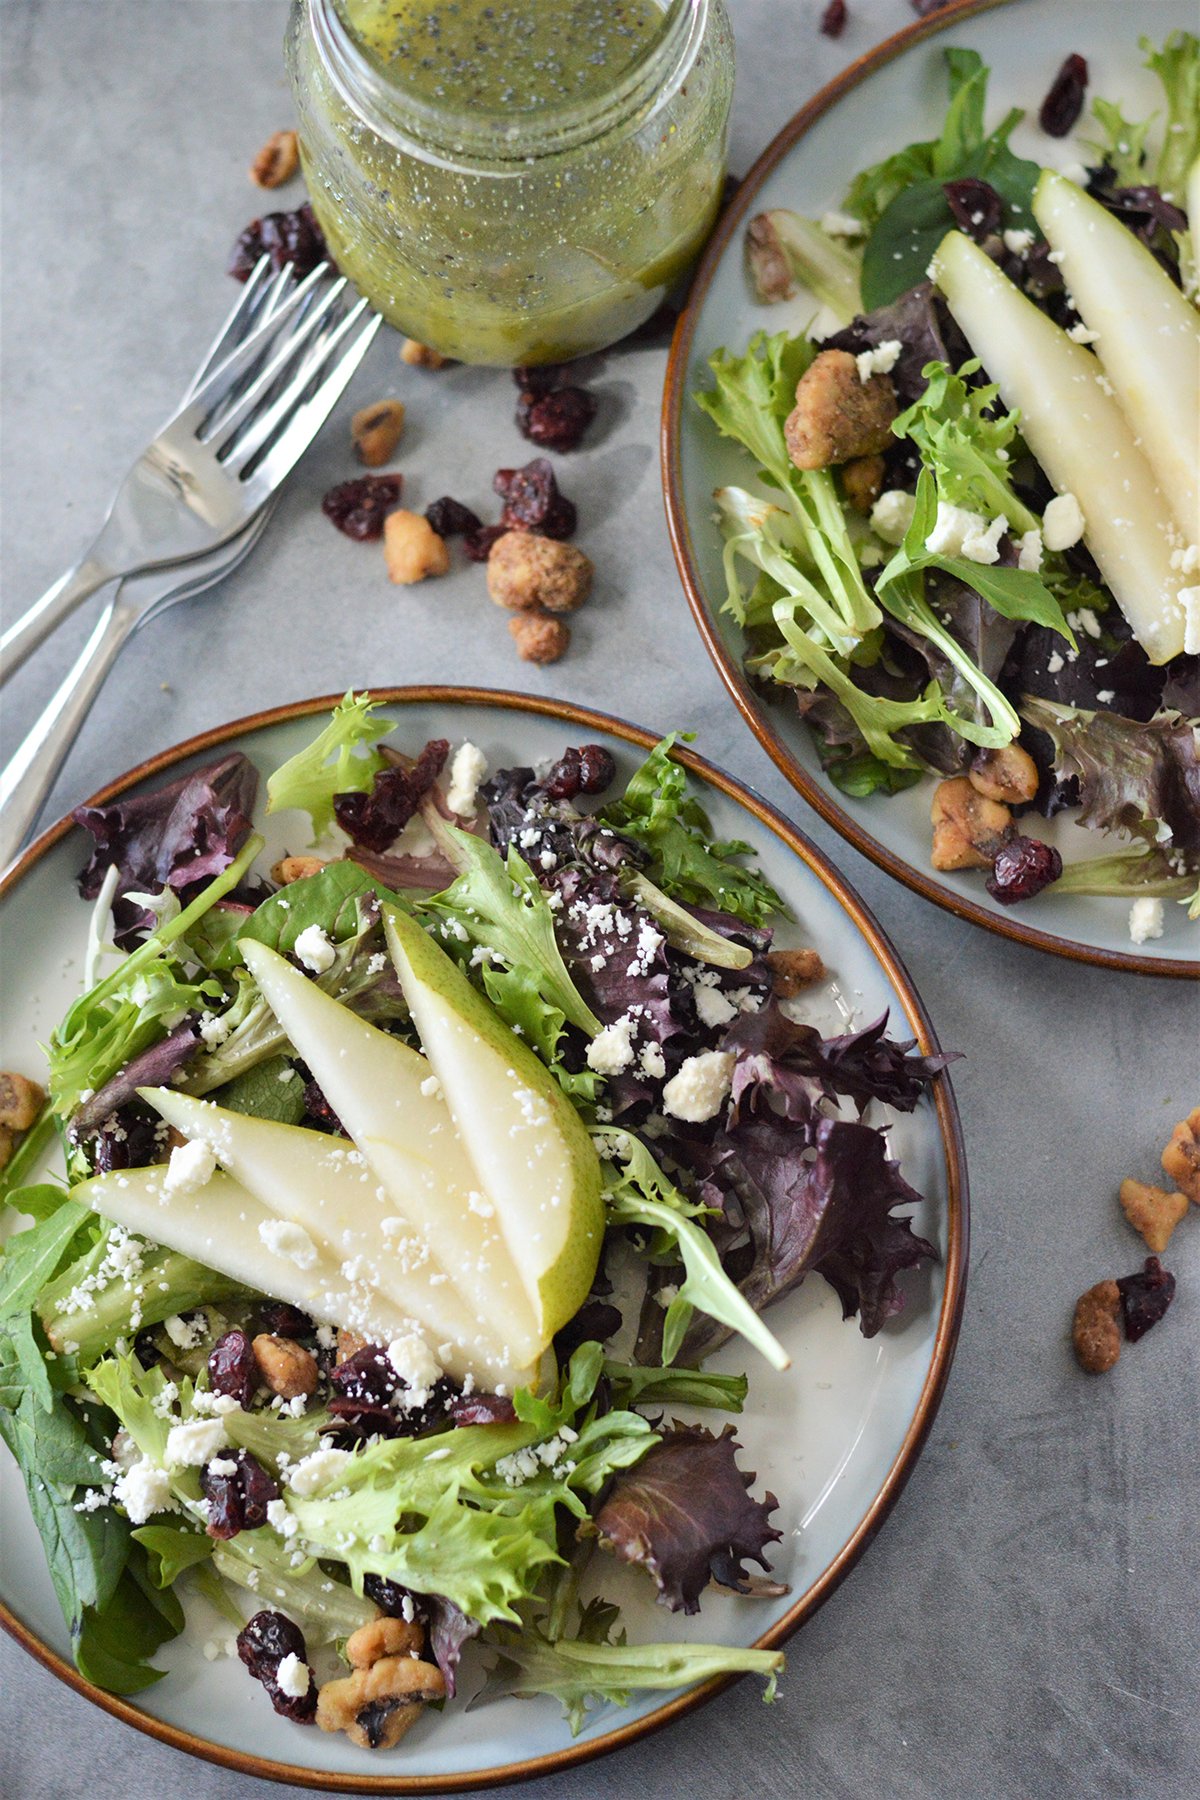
140, 1088, 527, 1386
383, 904, 604, 1341
932, 230, 1188, 662
238, 939, 542, 1366
1032, 170, 1199, 539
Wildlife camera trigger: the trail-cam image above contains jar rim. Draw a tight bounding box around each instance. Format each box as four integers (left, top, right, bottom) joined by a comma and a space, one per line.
310, 0, 709, 168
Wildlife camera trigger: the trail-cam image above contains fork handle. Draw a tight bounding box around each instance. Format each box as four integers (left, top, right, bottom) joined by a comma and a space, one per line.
0, 595, 138, 872
0, 556, 117, 686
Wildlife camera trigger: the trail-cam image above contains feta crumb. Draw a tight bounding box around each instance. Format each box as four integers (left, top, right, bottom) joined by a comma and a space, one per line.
662, 1051, 735, 1124
446, 741, 488, 817
1179, 586, 1200, 657
164, 1417, 227, 1469
288, 1447, 354, 1496
1128, 897, 1164, 946
925, 500, 987, 560
693, 980, 737, 1030
294, 923, 336, 974
960, 513, 1007, 565
869, 488, 917, 546
467, 1189, 495, 1218
1016, 528, 1043, 572
1002, 227, 1035, 254
163, 1312, 205, 1351
257, 1218, 319, 1269
266, 1498, 300, 1538
113, 1457, 173, 1524
1043, 492, 1085, 551
276, 1652, 310, 1699
198, 1010, 233, 1048
639, 1042, 667, 1081
163, 1138, 217, 1198
1066, 321, 1100, 345
855, 339, 902, 383
586, 1015, 636, 1075
820, 209, 865, 239
386, 1333, 442, 1405
419, 1072, 442, 1100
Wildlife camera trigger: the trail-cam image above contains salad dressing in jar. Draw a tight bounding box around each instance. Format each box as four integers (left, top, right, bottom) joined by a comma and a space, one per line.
287, 0, 734, 363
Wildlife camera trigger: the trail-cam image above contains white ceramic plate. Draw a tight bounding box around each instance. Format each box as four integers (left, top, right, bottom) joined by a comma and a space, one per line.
664, 0, 1199, 978
0, 690, 966, 1790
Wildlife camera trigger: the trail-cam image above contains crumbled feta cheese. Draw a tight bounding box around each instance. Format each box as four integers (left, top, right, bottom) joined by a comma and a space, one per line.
163, 1312, 205, 1351
1066, 321, 1099, 345
164, 1417, 227, 1469
855, 339, 902, 383
1043, 492, 1085, 551
638, 1042, 667, 1081
419, 1072, 442, 1100
467, 1189, 495, 1218
386, 1333, 442, 1407
1016, 528, 1043, 572
869, 488, 917, 546
1128, 897, 1164, 945
586, 1016, 636, 1075
266, 1498, 300, 1538
1170, 543, 1200, 577
257, 1218, 319, 1269
288, 1447, 354, 1496
692, 980, 737, 1030
925, 501, 987, 559
662, 1051, 735, 1124
294, 924, 336, 974
276, 1653, 310, 1699
446, 741, 488, 817
163, 1138, 217, 1198
1046, 650, 1064, 675
820, 209, 865, 239
190, 1390, 240, 1417
1002, 227, 1035, 254
198, 1010, 233, 1048
960, 513, 1007, 565
113, 1457, 173, 1524
1179, 586, 1200, 657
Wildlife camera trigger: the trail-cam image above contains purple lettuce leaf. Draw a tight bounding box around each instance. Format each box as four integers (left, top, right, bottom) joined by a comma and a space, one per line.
820, 279, 971, 406
723, 1001, 954, 1123
74, 752, 258, 948
68, 1021, 201, 1141
590, 1424, 781, 1614
426, 1594, 482, 1697
480, 764, 644, 876
1021, 698, 1200, 853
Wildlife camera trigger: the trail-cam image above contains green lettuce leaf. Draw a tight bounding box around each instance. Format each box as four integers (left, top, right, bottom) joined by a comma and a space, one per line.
1143, 31, 1200, 203
265, 690, 394, 841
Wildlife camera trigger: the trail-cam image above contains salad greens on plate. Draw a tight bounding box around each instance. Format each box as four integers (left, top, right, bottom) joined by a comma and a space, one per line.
0, 700, 951, 1751
706, 33, 1200, 939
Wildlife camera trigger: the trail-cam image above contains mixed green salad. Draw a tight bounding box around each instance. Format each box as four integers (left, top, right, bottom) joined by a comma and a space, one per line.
702, 33, 1199, 941
0, 699, 950, 1750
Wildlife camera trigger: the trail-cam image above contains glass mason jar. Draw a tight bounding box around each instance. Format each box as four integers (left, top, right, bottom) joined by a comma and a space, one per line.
286, 0, 734, 365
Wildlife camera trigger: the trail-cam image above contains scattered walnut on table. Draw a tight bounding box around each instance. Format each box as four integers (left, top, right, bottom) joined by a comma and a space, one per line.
352, 400, 405, 468
508, 613, 570, 663
1072, 1280, 1122, 1374
784, 349, 898, 470
765, 948, 826, 995
252, 1334, 319, 1400
1119, 1178, 1190, 1255
1161, 1109, 1200, 1205
250, 130, 300, 190
487, 531, 592, 614
383, 510, 451, 584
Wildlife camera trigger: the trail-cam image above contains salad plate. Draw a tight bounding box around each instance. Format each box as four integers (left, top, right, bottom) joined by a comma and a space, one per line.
0, 687, 966, 1791
663, 0, 1200, 977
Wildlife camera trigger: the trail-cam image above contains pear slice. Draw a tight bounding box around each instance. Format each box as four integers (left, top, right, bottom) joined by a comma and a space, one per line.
383, 904, 604, 1340
1032, 170, 1199, 539
140, 1088, 526, 1386
238, 939, 542, 1366
932, 230, 1188, 662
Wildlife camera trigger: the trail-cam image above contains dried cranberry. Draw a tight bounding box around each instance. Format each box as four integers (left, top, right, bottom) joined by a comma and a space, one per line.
91, 1101, 166, 1174
363, 1573, 429, 1620
237, 1610, 317, 1722
1039, 53, 1088, 137
576, 744, 616, 794
511, 365, 565, 398
494, 458, 577, 539
462, 522, 506, 562
208, 1328, 258, 1408
229, 202, 327, 282
820, 0, 847, 37
542, 747, 584, 801
516, 386, 597, 453
1117, 1256, 1176, 1343
321, 474, 403, 541
424, 495, 483, 539
201, 1448, 280, 1540
943, 178, 1004, 241
985, 836, 1063, 904
330, 1344, 397, 1405
447, 1392, 518, 1426
334, 737, 448, 851
257, 1301, 313, 1339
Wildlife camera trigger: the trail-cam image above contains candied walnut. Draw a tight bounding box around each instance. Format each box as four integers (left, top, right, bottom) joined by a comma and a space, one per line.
317, 1655, 446, 1750
337, 1328, 368, 1363
0, 1127, 13, 1175
784, 349, 898, 471
487, 531, 592, 614
930, 777, 1013, 871
1161, 1109, 1200, 1205
345, 1616, 424, 1668
250, 129, 300, 189
1072, 1279, 1121, 1374
0, 1071, 45, 1132
270, 855, 326, 885
352, 400, 405, 468
1119, 1178, 1190, 1254
399, 338, 446, 369
968, 743, 1040, 805
383, 510, 451, 584
765, 948, 826, 995
509, 613, 570, 664
841, 454, 886, 516
252, 1334, 319, 1400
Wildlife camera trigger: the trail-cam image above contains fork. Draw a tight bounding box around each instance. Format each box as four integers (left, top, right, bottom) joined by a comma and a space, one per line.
0, 259, 381, 681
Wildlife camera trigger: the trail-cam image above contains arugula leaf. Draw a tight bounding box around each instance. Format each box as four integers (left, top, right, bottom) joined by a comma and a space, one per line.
0, 1311, 55, 1413
602, 1361, 748, 1413
0, 1202, 90, 1328
2, 1181, 71, 1225
133, 1521, 216, 1586
822, 743, 925, 799
478, 962, 600, 1103
74, 1555, 182, 1694
265, 690, 394, 841
217, 861, 391, 969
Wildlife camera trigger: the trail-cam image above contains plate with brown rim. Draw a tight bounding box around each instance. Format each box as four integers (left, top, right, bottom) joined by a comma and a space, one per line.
0, 687, 967, 1791
662, 0, 1199, 979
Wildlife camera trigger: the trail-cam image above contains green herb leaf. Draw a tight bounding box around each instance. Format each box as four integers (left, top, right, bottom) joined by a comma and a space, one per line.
265, 690, 394, 841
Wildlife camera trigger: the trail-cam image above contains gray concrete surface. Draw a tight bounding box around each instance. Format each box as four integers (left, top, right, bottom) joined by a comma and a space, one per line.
1, 3, 1197, 1797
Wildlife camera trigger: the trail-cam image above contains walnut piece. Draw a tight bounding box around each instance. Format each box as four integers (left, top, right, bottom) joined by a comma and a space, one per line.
1161, 1108, 1200, 1205
399, 339, 446, 369
337, 1328, 368, 1363
352, 400, 405, 468
0, 1127, 13, 1175
0, 1071, 46, 1132
317, 1655, 446, 1750
1119, 1179, 1190, 1254
968, 743, 1040, 805
487, 531, 592, 614
930, 777, 1013, 871
840, 453, 886, 515
346, 1616, 424, 1668
252, 1334, 318, 1400
509, 613, 570, 663
1072, 1279, 1121, 1374
784, 349, 898, 470
250, 130, 300, 190
384, 510, 450, 584
270, 855, 326, 885
765, 948, 826, 995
